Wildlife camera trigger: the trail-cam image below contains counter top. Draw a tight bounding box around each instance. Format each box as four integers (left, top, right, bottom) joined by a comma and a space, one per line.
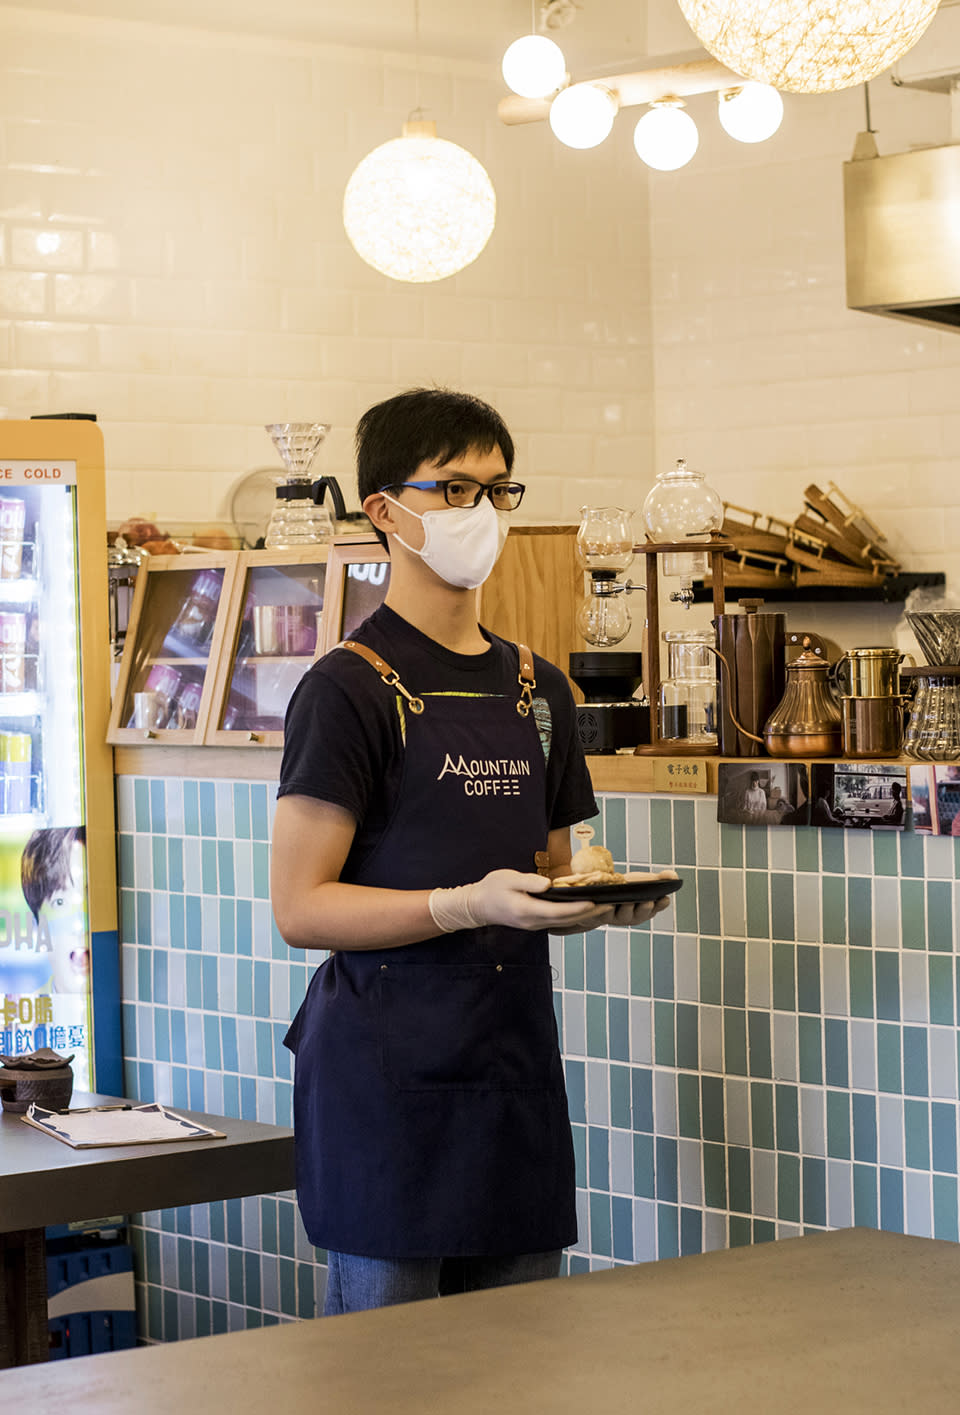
3, 1227, 958, 1412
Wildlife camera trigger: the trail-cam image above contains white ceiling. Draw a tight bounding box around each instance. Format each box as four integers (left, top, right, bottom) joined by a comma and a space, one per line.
24, 0, 657, 73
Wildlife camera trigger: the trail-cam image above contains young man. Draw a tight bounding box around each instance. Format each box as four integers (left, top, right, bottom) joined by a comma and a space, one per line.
272, 388, 674, 1316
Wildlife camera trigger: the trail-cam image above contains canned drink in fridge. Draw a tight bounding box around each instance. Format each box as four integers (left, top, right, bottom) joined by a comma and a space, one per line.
2, 731, 31, 813
0, 498, 25, 580
0, 611, 27, 693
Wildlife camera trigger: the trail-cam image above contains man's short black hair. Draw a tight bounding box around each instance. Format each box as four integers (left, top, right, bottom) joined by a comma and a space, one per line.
21, 825, 86, 923
356, 388, 515, 547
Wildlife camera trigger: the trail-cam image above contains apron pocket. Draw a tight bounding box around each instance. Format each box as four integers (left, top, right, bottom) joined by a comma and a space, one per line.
379, 961, 561, 1093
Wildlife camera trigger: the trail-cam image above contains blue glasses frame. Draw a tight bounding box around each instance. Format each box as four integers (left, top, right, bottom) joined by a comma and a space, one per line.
380, 478, 526, 509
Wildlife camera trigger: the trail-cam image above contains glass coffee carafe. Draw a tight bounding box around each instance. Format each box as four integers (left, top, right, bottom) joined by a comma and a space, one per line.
659, 629, 718, 745
902, 666, 960, 761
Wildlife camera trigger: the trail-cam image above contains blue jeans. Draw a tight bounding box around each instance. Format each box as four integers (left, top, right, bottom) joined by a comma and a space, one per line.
323, 1249, 563, 1316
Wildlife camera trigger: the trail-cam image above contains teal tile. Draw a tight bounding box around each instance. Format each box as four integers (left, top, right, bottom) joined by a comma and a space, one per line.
753, 1219, 777, 1245
744, 829, 768, 870
201, 839, 218, 895
703, 1142, 727, 1209
150, 779, 166, 835
820, 829, 845, 875
798, 1016, 823, 1084
585, 936, 605, 993
118, 833, 135, 888
653, 1001, 675, 1066
233, 784, 251, 839
899, 831, 925, 878
134, 778, 150, 833
903, 1026, 928, 1097
564, 936, 584, 991
745, 872, 769, 938
901, 880, 926, 949
697, 870, 721, 936
612, 1196, 634, 1261
932, 1103, 957, 1174
199, 781, 217, 836
770, 873, 795, 941
821, 876, 846, 945
875, 953, 900, 1022
699, 938, 722, 1005
880, 1167, 903, 1232
750, 1082, 775, 1150
827, 1091, 851, 1159
680, 1208, 703, 1256
672, 800, 696, 866
747, 1012, 772, 1078
676, 1004, 699, 1071
933, 1176, 959, 1242
251, 784, 270, 841
151, 836, 167, 891
824, 1019, 849, 1088
802, 1157, 827, 1227
904, 1099, 930, 1170
777, 1153, 800, 1222
656, 1204, 678, 1260
728, 1146, 752, 1214
650, 799, 672, 863
218, 841, 236, 898
586, 994, 608, 1057
655, 1137, 677, 1203
795, 829, 819, 873
677, 1072, 700, 1137
877, 1023, 902, 1093
701, 1076, 725, 1142
872, 831, 898, 876
608, 998, 629, 1062
633, 1134, 655, 1198
772, 943, 796, 1011
673, 870, 698, 933
184, 782, 200, 836
629, 936, 650, 996
136, 893, 151, 946
604, 795, 626, 863
729, 1215, 751, 1247
775, 1084, 799, 1152
723, 1008, 747, 1076
847, 877, 872, 948
252, 842, 270, 900
652, 935, 674, 999
853, 1093, 877, 1162
929, 957, 954, 1026
849, 949, 874, 1018
723, 940, 746, 1008
854, 1163, 878, 1227
797, 945, 821, 1014
720, 822, 743, 868
927, 882, 953, 953
168, 837, 184, 893
610, 1063, 631, 1129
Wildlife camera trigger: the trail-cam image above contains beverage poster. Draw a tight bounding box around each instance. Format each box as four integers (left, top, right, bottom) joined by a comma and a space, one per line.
0, 823, 91, 1087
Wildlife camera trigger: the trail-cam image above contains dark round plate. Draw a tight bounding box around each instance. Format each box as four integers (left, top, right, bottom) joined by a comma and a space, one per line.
541, 876, 683, 904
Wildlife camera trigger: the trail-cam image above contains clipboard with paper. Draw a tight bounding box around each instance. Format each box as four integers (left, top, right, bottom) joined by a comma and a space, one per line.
21, 1101, 227, 1149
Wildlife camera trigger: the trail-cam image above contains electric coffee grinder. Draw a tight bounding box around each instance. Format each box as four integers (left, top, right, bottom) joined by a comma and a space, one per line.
569, 652, 650, 753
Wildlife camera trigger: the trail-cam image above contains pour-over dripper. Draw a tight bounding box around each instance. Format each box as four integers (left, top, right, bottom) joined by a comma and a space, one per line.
906, 611, 960, 666
264, 422, 334, 548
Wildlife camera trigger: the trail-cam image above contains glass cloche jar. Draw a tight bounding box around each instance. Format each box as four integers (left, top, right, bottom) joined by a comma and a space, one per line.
641, 458, 722, 580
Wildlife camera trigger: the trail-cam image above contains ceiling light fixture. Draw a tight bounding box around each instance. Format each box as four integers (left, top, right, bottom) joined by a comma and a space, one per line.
548, 82, 619, 149
676, 0, 939, 95
343, 118, 496, 283
717, 82, 784, 143
633, 100, 700, 171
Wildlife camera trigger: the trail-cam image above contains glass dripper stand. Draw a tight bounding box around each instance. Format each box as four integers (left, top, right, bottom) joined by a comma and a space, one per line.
264, 422, 332, 548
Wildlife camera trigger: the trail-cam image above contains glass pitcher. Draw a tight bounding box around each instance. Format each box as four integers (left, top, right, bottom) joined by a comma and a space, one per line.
902, 668, 960, 761
576, 507, 635, 573
659, 628, 718, 744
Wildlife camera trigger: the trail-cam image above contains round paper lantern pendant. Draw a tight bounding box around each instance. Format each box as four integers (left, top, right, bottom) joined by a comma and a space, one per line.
343, 119, 496, 283
676, 0, 939, 94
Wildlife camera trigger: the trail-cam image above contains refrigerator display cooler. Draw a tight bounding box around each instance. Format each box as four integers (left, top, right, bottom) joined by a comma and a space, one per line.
0, 420, 119, 1094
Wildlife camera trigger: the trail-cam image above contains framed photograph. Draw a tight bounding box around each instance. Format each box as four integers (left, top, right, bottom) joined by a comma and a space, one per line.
717, 762, 810, 827
811, 762, 907, 831
907, 764, 960, 835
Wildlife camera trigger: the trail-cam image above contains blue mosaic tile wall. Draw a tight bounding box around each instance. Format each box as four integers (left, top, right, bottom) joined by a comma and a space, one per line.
117, 776, 960, 1337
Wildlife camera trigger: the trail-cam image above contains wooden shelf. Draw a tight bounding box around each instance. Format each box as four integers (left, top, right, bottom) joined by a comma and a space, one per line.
587, 753, 916, 796
693, 572, 945, 605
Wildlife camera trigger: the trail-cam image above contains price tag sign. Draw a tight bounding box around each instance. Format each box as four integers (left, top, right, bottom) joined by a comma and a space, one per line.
653, 758, 709, 793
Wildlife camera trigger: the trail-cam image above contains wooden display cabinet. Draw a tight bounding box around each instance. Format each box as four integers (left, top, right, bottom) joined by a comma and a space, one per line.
107, 552, 238, 745
205, 548, 329, 748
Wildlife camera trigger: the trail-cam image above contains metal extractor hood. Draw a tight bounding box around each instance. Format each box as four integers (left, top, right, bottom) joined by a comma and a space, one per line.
844, 143, 960, 333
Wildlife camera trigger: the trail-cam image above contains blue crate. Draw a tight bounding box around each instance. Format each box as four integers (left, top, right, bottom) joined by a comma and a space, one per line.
47, 1241, 137, 1360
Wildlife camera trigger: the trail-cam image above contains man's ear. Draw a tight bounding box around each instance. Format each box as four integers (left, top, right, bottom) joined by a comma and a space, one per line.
362, 491, 395, 539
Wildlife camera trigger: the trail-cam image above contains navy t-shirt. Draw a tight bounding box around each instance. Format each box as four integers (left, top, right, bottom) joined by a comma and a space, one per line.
279, 605, 597, 879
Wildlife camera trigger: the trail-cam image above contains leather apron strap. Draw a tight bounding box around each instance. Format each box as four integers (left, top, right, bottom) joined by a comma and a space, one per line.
340, 638, 537, 717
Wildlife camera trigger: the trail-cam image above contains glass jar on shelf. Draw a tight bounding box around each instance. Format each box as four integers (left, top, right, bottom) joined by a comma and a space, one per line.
659, 628, 718, 745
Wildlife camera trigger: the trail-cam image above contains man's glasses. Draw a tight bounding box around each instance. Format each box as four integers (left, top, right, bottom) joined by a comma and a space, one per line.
381, 478, 526, 511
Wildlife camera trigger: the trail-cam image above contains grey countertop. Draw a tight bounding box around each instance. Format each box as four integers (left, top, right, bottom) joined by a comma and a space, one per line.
3, 1227, 959, 1413
0, 1093, 294, 1232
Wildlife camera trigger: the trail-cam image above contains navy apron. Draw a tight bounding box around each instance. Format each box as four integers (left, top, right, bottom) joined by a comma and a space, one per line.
284, 641, 576, 1259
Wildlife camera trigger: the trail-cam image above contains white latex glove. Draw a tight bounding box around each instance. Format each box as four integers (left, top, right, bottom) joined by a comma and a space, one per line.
429, 869, 605, 934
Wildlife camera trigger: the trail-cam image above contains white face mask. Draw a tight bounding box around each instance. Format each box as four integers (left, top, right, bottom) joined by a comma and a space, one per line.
384, 492, 510, 589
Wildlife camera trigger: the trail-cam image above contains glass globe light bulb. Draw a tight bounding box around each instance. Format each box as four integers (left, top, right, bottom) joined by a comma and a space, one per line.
549, 83, 618, 150
502, 35, 567, 98
577, 592, 632, 648
641, 458, 723, 579
718, 83, 784, 142
633, 105, 699, 171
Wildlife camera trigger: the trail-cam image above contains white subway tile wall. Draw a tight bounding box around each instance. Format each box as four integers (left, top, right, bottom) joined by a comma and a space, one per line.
0, 7, 652, 528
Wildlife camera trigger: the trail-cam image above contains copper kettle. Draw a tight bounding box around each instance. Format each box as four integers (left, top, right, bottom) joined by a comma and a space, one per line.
763, 638, 841, 757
